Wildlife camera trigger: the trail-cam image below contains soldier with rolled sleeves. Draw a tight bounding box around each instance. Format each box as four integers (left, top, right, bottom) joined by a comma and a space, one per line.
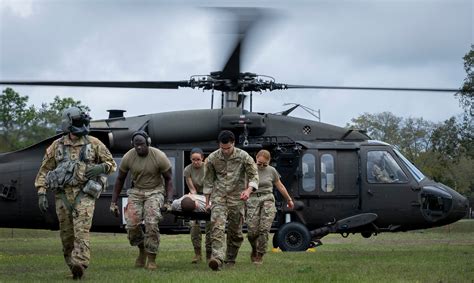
184, 147, 212, 264
110, 130, 174, 271
203, 130, 259, 271
35, 107, 117, 280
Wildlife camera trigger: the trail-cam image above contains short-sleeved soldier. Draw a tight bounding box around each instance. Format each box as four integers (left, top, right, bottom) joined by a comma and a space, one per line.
183, 147, 211, 263
246, 150, 294, 265
35, 107, 116, 280
110, 130, 174, 270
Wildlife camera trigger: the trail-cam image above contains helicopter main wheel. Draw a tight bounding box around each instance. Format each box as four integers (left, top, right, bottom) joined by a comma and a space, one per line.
361, 231, 373, 238
277, 222, 311, 252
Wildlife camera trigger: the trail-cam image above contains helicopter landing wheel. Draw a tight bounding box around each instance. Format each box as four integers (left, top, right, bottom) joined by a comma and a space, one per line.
277, 222, 311, 252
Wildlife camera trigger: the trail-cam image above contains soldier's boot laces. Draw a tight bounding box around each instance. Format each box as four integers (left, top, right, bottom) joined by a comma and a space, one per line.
145, 253, 158, 270
71, 264, 84, 280
191, 248, 202, 264
135, 244, 146, 268
253, 253, 264, 265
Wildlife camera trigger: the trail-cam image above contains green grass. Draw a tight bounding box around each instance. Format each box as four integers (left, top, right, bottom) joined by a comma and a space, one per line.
1, 220, 473, 282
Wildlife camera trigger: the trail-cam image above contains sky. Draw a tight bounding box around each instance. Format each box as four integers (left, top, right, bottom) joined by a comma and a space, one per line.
0, 0, 472, 127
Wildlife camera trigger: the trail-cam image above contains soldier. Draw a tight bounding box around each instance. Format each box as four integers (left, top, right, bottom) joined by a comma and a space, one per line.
183, 147, 211, 264
203, 130, 259, 271
35, 107, 117, 280
110, 130, 174, 270
246, 149, 294, 265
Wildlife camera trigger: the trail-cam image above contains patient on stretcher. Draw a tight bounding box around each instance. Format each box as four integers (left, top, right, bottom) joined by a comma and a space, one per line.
171, 194, 208, 213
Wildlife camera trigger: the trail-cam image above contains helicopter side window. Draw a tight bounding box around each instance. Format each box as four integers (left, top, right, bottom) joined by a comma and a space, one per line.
302, 153, 316, 192
367, 151, 408, 184
320, 154, 335, 192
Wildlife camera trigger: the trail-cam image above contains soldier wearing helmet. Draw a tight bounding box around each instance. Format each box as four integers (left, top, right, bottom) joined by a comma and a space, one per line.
35, 107, 117, 280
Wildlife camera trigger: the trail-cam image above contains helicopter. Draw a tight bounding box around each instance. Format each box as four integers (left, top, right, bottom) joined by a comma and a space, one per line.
0, 7, 469, 251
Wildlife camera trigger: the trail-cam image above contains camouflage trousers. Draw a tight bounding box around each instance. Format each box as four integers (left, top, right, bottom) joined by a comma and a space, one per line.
210, 200, 245, 264
246, 193, 277, 255
190, 220, 212, 255
125, 188, 164, 254
55, 186, 95, 270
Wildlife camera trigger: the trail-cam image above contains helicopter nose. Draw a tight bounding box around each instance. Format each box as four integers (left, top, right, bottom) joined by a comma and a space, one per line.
421, 184, 469, 224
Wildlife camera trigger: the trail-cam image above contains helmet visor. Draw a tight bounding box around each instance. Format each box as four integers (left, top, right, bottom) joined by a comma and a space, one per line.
71, 114, 90, 128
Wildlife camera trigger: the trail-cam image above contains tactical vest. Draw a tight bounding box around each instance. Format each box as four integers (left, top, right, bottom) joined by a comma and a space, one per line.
46, 136, 91, 191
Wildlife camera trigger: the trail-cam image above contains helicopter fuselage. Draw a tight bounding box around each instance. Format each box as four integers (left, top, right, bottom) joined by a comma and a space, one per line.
0, 108, 469, 250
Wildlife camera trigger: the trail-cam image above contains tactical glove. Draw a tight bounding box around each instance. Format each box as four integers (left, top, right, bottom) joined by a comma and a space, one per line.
110, 202, 120, 217
38, 193, 49, 213
85, 164, 107, 179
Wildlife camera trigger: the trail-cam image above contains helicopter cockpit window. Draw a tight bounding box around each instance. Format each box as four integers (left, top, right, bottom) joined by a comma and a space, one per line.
367, 151, 408, 184
321, 154, 335, 192
302, 153, 316, 192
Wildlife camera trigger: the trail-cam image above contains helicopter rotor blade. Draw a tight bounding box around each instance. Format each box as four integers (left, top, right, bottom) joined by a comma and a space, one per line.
285, 84, 460, 93
0, 81, 191, 89
220, 8, 262, 80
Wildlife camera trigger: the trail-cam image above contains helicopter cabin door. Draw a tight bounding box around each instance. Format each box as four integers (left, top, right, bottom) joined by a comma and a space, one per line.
299, 149, 360, 224
360, 146, 420, 226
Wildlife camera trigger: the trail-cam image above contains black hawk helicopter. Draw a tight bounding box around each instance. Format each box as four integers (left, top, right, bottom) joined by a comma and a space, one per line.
0, 8, 468, 251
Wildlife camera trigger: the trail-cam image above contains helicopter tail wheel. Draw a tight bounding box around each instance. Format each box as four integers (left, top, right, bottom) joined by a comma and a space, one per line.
277, 222, 311, 252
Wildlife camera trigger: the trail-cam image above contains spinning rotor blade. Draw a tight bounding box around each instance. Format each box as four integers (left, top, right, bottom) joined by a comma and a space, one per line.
220, 8, 262, 80
286, 84, 460, 93
0, 80, 191, 89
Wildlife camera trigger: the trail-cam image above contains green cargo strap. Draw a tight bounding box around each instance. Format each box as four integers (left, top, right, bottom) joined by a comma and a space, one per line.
59, 190, 85, 217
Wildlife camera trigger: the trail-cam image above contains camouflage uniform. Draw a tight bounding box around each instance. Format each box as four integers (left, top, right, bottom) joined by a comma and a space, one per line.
203, 147, 258, 265
35, 134, 116, 270
246, 165, 279, 256
184, 164, 211, 258
120, 147, 171, 255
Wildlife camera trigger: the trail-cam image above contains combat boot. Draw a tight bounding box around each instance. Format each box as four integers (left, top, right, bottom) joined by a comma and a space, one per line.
250, 248, 257, 263
206, 250, 212, 263
253, 252, 264, 265
145, 253, 158, 270
191, 248, 202, 264
135, 243, 146, 268
71, 264, 84, 280
208, 257, 222, 271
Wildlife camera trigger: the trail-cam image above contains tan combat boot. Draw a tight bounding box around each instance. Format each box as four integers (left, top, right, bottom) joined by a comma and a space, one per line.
253, 253, 264, 265
191, 248, 202, 264
145, 253, 158, 270
250, 248, 257, 263
135, 243, 146, 268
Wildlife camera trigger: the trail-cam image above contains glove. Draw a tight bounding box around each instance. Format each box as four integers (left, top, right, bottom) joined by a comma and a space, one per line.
85, 164, 107, 179
38, 193, 49, 213
110, 202, 120, 217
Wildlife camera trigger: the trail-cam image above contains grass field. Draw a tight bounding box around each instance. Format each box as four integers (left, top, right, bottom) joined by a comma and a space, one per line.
1, 220, 473, 282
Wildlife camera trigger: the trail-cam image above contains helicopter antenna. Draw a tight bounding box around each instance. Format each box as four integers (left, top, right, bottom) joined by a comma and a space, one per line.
279, 103, 321, 122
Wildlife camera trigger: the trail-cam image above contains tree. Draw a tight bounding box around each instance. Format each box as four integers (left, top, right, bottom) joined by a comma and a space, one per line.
458, 45, 473, 116
347, 112, 402, 145
0, 88, 89, 152
0, 88, 37, 150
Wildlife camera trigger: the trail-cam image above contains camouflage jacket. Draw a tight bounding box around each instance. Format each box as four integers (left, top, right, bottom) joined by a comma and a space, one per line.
203, 147, 258, 204
35, 134, 117, 194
